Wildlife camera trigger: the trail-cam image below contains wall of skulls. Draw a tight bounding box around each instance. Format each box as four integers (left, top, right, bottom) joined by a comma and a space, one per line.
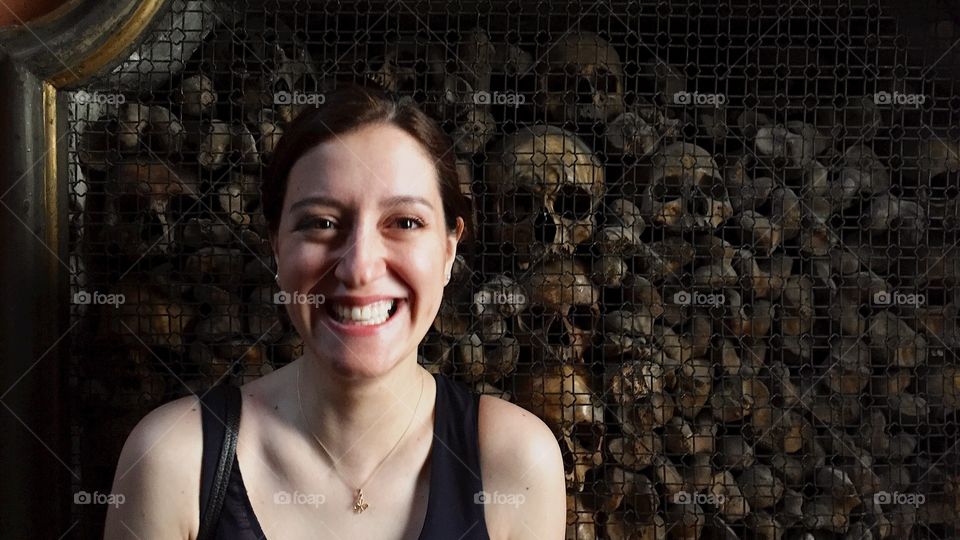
68, 6, 960, 540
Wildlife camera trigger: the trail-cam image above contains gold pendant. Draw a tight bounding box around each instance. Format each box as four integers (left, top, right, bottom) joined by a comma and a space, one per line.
353, 488, 369, 513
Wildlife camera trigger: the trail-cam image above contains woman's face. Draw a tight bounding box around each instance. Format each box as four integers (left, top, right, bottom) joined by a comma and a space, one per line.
273, 122, 463, 378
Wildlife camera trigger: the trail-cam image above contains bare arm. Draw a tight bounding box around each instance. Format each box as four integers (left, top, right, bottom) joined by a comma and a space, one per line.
479, 396, 567, 540
102, 395, 203, 540
504, 419, 566, 540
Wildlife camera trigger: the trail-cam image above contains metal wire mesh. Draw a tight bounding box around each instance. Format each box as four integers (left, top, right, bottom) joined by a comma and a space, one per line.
67, 1, 960, 538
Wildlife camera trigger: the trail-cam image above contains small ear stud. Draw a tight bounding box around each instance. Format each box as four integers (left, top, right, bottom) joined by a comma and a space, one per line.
444, 272, 450, 284
274, 272, 280, 284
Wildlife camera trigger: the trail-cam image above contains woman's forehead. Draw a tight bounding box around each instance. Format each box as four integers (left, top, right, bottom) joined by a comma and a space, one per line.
287, 124, 440, 200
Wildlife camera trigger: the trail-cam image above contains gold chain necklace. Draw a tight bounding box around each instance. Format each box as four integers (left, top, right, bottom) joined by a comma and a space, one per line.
296, 361, 425, 514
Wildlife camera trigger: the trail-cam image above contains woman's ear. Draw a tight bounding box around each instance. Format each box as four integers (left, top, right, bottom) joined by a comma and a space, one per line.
269, 231, 279, 262
454, 216, 465, 244
444, 217, 464, 276
269, 232, 281, 283
447, 217, 464, 253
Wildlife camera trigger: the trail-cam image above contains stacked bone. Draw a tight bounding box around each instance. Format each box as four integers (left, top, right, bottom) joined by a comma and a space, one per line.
69, 20, 960, 540
437, 31, 960, 539
74, 16, 315, 416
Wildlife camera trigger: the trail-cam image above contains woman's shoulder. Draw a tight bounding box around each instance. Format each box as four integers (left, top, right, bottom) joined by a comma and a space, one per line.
477, 393, 562, 468
476, 393, 567, 539
127, 392, 204, 443
117, 392, 205, 489
104, 393, 204, 538
117, 393, 205, 473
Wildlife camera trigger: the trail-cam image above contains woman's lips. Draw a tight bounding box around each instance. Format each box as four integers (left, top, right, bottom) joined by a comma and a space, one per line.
320, 298, 404, 337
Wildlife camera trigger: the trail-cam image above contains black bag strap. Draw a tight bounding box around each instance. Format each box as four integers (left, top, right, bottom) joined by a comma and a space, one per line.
196, 384, 242, 540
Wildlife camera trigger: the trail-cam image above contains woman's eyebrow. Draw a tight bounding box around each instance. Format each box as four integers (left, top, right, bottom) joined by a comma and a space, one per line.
289, 195, 343, 213
381, 195, 434, 211
289, 195, 435, 212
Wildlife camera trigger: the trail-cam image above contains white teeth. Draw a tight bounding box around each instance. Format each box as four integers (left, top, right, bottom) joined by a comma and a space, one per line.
331, 300, 397, 325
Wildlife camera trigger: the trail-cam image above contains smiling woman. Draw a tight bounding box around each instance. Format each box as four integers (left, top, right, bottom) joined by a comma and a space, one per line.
102, 83, 567, 540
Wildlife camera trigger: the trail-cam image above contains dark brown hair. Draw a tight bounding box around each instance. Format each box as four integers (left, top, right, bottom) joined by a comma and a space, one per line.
261, 82, 475, 249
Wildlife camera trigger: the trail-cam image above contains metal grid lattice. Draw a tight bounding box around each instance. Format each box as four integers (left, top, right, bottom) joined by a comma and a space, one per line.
67, 1, 960, 538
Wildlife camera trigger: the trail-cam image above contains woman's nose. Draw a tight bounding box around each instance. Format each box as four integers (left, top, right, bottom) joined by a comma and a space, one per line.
332, 222, 387, 287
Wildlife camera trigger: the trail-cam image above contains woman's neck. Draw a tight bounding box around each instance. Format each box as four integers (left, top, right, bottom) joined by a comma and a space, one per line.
294, 352, 431, 474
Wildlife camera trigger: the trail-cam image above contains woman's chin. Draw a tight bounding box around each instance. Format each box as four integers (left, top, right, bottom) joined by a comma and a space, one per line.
314, 349, 403, 380
296, 299, 426, 377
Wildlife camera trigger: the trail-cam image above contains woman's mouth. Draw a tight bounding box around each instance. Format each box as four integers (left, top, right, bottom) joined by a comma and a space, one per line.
325, 299, 401, 326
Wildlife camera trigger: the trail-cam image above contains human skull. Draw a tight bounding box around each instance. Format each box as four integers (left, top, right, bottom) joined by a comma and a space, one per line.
560, 431, 604, 493
517, 257, 600, 364
608, 359, 676, 435
917, 137, 960, 181
368, 43, 419, 93
517, 308, 596, 364
270, 42, 318, 96
513, 364, 605, 491
823, 144, 891, 213
640, 141, 733, 231
452, 105, 496, 155
916, 137, 960, 228
541, 32, 625, 123
755, 125, 810, 168
566, 493, 599, 539
485, 125, 605, 267
523, 256, 599, 316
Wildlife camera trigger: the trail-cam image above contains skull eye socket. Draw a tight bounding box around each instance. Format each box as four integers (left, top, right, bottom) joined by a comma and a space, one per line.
692, 177, 727, 199
575, 77, 595, 105
545, 315, 572, 346
560, 439, 576, 470
502, 187, 536, 224
705, 177, 727, 199
652, 181, 685, 201
569, 304, 596, 330
413, 58, 429, 75
546, 68, 569, 93
518, 308, 567, 348
690, 187, 707, 208
572, 420, 605, 448
594, 66, 618, 93
553, 184, 595, 220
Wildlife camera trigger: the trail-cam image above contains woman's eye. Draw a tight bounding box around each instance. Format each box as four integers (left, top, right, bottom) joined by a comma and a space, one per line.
299, 217, 335, 230
396, 217, 425, 229
297, 216, 422, 231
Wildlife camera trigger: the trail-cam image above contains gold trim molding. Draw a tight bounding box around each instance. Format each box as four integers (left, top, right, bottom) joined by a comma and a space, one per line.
48, 0, 164, 88
42, 80, 59, 256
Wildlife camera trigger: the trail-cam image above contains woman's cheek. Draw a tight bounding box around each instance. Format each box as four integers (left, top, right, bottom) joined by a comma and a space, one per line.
284, 244, 328, 284
414, 247, 447, 303
406, 239, 444, 272
276, 245, 321, 326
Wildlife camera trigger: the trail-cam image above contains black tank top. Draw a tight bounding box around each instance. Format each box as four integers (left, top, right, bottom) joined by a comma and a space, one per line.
197, 372, 491, 539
